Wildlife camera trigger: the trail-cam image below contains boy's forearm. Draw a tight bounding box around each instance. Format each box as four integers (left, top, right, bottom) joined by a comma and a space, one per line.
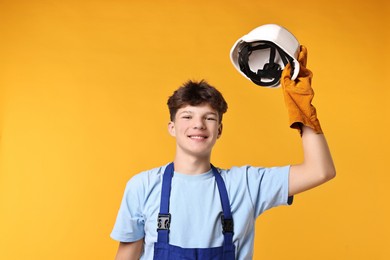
289, 126, 336, 196
301, 126, 335, 176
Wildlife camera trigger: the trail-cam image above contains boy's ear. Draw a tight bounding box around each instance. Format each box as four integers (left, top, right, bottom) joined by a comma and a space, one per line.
217, 123, 223, 138
168, 121, 176, 136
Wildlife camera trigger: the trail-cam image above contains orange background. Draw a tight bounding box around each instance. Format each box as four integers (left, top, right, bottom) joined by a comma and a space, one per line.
0, 0, 389, 259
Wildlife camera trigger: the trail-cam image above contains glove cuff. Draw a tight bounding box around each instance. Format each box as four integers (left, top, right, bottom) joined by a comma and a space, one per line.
288, 105, 323, 134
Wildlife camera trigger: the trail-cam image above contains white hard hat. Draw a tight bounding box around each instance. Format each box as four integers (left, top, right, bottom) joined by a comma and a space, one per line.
230, 24, 300, 88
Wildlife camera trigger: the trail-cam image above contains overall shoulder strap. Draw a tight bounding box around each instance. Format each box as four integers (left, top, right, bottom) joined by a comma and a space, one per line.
156, 162, 174, 244
211, 165, 234, 247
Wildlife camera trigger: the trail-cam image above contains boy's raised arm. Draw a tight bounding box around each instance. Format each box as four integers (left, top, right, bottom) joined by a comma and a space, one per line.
281, 46, 336, 196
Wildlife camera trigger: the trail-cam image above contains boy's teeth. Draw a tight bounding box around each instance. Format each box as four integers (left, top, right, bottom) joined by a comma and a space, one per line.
190, 136, 205, 139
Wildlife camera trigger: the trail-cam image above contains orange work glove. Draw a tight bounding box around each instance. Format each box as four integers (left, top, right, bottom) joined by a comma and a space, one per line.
281, 45, 323, 134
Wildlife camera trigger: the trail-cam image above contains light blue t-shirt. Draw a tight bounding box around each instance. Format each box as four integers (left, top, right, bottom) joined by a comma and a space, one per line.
110, 164, 292, 259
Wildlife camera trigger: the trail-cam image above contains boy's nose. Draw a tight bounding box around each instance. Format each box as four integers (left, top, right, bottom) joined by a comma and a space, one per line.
193, 118, 206, 129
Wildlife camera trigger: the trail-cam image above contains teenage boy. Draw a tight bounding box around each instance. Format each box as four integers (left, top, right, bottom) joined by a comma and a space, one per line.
111, 46, 336, 260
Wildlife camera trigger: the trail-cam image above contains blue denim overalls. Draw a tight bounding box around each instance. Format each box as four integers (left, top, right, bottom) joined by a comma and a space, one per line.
153, 163, 235, 260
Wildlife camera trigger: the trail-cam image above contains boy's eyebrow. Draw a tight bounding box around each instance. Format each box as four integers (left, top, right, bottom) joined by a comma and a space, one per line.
178, 110, 193, 114
205, 112, 218, 116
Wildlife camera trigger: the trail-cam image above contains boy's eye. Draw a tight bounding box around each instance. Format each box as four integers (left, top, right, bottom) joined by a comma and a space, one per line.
182, 115, 191, 119
206, 117, 217, 121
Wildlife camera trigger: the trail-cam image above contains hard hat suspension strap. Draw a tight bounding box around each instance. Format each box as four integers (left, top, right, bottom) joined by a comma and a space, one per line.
238, 41, 294, 87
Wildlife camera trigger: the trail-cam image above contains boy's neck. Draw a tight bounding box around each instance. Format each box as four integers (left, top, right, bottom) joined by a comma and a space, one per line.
173, 154, 211, 175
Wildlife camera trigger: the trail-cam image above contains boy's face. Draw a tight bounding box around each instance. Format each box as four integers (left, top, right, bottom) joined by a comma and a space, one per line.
168, 103, 222, 159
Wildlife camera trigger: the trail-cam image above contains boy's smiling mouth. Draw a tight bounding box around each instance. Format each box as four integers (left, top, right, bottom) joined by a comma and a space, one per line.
188, 135, 208, 140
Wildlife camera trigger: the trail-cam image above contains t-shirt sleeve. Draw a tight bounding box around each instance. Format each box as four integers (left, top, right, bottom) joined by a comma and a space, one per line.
245, 165, 293, 217
110, 174, 146, 242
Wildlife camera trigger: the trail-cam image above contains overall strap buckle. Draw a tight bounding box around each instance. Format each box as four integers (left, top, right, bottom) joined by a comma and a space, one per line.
221, 214, 234, 234
157, 213, 171, 231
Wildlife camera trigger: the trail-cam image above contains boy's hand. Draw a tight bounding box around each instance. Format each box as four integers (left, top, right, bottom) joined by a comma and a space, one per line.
281, 45, 323, 134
